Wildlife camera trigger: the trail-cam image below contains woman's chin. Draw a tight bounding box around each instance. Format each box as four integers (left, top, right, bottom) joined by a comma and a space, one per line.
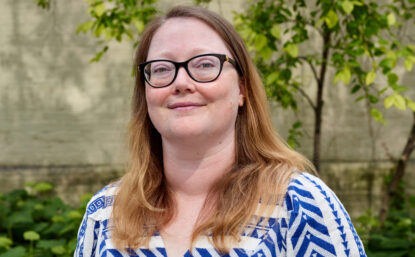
164, 129, 209, 141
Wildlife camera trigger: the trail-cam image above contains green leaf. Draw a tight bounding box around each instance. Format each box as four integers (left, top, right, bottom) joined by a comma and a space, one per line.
76, 21, 94, 34
67, 237, 78, 253
34, 203, 44, 210
316, 17, 325, 28
8, 211, 33, 225
397, 218, 412, 227
381, 238, 412, 249
387, 13, 396, 26
379, 87, 388, 95
384, 95, 394, 109
260, 47, 272, 60
370, 108, 385, 124
404, 57, 414, 71
355, 96, 365, 102
24, 181, 36, 188
0, 246, 26, 257
342, 1, 354, 14
351, 84, 360, 94
387, 73, 398, 85
365, 71, 376, 85
37, 239, 66, 249
90, 45, 109, 63
386, 50, 397, 60
67, 210, 83, 220
266, 72, 279, 85
52, 215, 65, 223
0, 237, 12, 249
334, 67, 351, 84
384, 94, 406, 110
283, 44, 298, 58
23, 231, 40, 241
93, 24, 104, 37
407, 99, 415, 112
34, 182, 53, 193
59, 223, 76, 235
270, 24, 281, 39
378, 38, 389, 45
391, 84, 408, 92
324, 10, 339, 29
254, 34, 268, 50
51, 245, 66, 255
94, 2, 105, 17
132, 18, 145, 33
293, 121, 302, 129
368, 95, 379, 104
379, 58, 395, 73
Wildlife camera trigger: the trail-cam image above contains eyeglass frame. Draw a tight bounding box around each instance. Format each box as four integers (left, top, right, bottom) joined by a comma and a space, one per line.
138, 53, 242, 88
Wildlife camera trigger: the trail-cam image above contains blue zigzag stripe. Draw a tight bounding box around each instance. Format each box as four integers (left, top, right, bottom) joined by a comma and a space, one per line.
332, 190, 366, 257
296, 232, 336, 256
303, 173, 367, 257
287, 176, 338, 256
290, 213, 330, 247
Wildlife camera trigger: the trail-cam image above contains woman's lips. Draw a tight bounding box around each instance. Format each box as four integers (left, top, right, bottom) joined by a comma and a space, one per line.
168, 102, 206, 110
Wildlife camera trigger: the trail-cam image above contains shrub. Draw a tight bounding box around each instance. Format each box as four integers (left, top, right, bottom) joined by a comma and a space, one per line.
0, 182, 91, 257
356, 179, 415, 257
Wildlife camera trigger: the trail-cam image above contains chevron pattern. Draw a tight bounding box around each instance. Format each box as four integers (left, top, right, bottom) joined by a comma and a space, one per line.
303, 175, 366, 257
74, 173, 367, 257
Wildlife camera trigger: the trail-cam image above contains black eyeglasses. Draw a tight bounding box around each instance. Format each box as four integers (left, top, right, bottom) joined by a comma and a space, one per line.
138, 53, 241, 88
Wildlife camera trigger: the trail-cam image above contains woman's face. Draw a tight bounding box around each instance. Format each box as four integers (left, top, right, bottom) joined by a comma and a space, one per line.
145, 17, 243, 143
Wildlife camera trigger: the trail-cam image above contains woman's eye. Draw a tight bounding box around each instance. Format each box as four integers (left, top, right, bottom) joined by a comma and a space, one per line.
152, 66, 171, 74
201, 63, 214, 68
195, 61, 215, 69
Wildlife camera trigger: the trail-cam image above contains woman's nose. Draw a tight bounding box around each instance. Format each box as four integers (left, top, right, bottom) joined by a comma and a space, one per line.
171, 67, 196, 93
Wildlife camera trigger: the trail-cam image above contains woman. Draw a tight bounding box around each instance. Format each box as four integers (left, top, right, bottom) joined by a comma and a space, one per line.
75, 5, 366, 257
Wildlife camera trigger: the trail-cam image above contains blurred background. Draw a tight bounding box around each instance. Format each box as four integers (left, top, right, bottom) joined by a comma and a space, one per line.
1, 0, 414, 255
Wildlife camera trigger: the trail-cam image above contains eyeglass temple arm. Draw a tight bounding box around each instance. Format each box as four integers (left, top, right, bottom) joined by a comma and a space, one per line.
226, 56, 242, 75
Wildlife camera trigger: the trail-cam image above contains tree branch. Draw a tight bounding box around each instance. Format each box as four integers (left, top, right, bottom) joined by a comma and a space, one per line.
291, 83, 316, 111
379, 111, 415, 225
299, 56, 320, 86
312, 30, 331, 172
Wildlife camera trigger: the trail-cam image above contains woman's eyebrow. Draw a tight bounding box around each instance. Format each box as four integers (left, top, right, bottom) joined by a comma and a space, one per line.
147, 48, 221, 61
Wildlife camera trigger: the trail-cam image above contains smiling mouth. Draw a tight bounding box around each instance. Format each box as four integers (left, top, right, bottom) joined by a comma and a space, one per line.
168, 102, 206, 110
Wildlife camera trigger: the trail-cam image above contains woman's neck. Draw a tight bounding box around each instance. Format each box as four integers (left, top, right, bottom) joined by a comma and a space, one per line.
162, 130, 236, 198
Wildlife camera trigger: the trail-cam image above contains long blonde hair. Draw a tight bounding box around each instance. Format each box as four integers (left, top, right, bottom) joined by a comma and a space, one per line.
112, 5, 315, 253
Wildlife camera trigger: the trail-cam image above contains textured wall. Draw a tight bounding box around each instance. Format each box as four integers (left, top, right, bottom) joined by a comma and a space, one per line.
1, 0, 414, 218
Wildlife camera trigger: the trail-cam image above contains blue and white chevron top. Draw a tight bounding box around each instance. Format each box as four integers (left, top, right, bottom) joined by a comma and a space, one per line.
75, 173, 366, 257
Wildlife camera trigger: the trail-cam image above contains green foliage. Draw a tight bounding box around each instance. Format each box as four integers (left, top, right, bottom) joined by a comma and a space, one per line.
76, 0, 158, 62
0, 183, 91, 257
234, 0, 415, 118
287, 121, 303, 149
357, 206, 415, 257
356, 178, 415, 257
36, 0, 51, 9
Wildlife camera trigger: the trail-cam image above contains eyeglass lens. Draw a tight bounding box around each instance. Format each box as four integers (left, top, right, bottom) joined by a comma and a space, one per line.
144, 55, 221, 87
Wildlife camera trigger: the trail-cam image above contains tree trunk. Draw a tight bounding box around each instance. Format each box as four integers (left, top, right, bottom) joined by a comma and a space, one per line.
313, 31, 331, 172
378, 111, 415, 225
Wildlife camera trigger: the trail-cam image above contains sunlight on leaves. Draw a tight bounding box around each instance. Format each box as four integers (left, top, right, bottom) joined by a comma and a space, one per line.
325, 10, 339, 29
365, 71, 376, 85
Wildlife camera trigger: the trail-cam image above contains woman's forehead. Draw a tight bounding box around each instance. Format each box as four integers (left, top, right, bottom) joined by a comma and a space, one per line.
147, 17, 231, 60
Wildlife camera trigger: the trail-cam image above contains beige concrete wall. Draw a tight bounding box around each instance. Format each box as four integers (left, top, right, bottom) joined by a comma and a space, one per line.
1, 0, 414, 218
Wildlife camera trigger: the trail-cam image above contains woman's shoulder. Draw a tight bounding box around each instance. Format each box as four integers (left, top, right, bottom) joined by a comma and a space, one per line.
286, 171, 333, 199
284, 171, 345, 215
282, 172, 366, 257
83, 182, 118, 221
